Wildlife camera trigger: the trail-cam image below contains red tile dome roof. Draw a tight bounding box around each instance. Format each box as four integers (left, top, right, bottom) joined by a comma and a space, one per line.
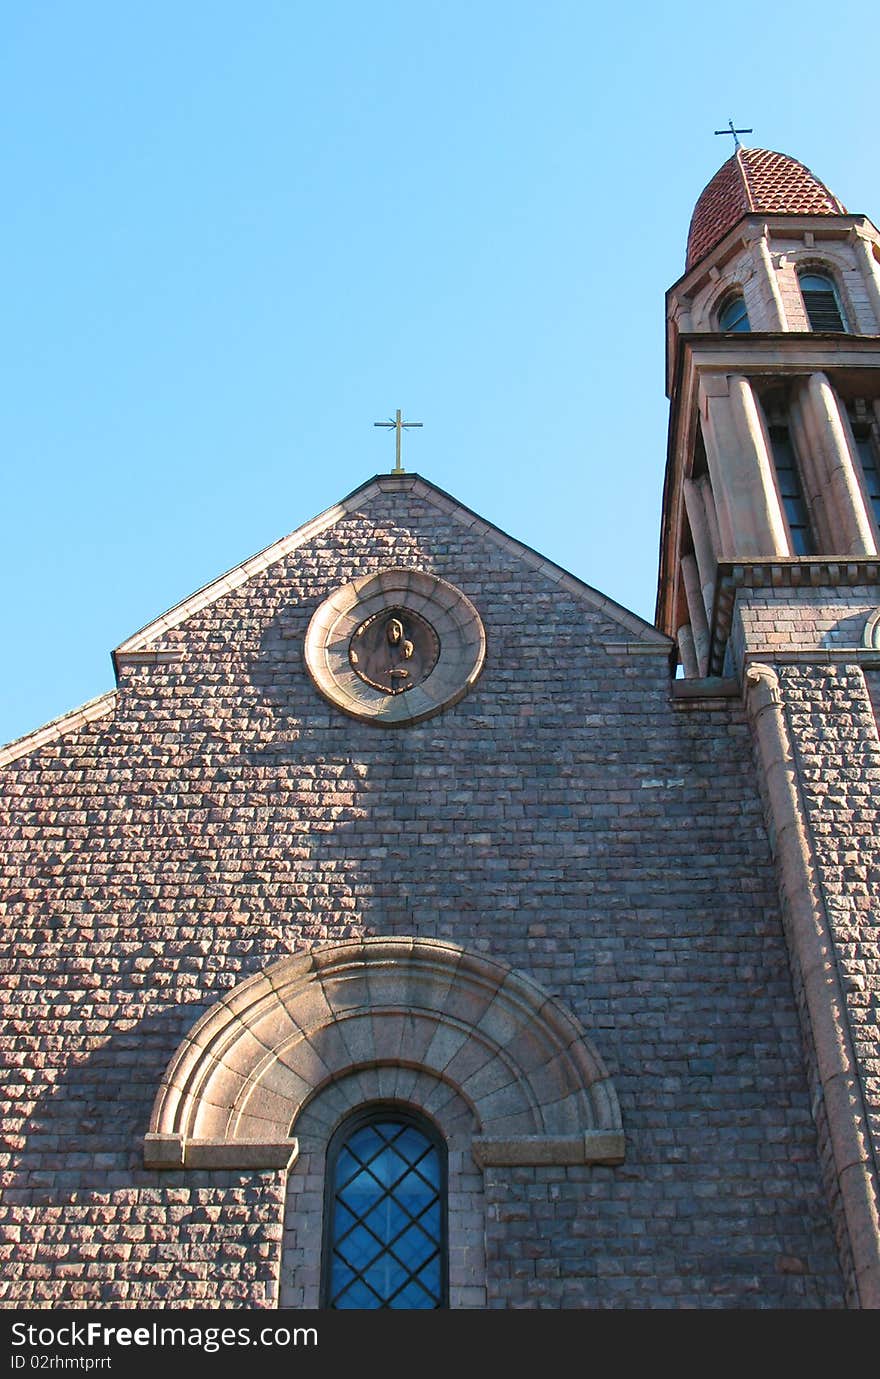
686, 148, 846, 271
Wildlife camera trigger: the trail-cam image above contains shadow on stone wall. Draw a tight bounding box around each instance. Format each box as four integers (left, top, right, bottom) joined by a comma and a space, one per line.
9, 995, 201, 1179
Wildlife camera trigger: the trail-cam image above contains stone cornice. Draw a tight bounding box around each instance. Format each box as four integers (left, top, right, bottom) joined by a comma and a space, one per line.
667, 214, 878, 305
710, 558, 880, 674
143, 1134, 298, 1171
114, 650, 185, 670
600, 641, 672, 658
679, 331, 880, 379
670, 677, 739, 709
741, 648, 880, 668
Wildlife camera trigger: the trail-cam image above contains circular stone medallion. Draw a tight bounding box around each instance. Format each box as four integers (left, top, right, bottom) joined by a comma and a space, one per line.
304, 568, 486, 726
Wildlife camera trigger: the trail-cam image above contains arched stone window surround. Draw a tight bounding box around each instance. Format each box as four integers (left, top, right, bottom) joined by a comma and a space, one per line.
693, 263, 753, 332
792, 253, 854, 331
714, 287, 751, 333
145, 937, 624, 1172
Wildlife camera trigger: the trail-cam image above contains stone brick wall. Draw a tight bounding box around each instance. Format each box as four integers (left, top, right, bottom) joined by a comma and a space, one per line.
776, 664, 880, 1174
730, 586, 880, 1306
680, 231, 878, 337
732, 595, 880, 1196
0, 1179, 285, 1308
484, 1162, 838, 1308
732, 586, 879, 664
0, 478, 845, 1307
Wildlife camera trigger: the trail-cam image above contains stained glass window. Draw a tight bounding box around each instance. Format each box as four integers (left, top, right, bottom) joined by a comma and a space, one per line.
322, 1109, 447, 1309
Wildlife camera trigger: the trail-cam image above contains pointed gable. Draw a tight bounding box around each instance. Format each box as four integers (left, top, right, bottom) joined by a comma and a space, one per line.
114, 472, 668, 662
2, 472, 670, 765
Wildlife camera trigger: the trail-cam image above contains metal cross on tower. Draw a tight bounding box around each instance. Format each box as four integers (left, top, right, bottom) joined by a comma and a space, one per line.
373, 408, 423, 473
714, 119, 753, 149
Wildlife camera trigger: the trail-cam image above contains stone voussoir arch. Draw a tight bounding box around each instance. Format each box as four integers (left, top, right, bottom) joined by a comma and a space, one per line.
144, 937, 624, 1170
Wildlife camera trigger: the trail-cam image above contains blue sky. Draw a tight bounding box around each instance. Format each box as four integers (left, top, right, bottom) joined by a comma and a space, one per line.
1, 1, 876, 745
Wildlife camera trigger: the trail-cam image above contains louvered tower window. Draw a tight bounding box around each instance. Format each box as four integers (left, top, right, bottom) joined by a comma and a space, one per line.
769, 424, 815, 555
322, 1107, 447, 1309
718, 294, 750, 332
798, 271, 848, 332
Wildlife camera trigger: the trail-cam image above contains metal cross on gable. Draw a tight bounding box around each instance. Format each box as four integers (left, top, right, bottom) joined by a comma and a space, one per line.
714, 119, 753, 150
374, 408, 423, 473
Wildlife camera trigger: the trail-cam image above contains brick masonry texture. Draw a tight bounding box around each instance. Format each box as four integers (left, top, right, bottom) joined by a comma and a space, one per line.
0, 482, 845, 1308
732, 587, 880, 662
777, 664, 880, 1174
731, 592, 880, 1206
728, 592, 880, 1307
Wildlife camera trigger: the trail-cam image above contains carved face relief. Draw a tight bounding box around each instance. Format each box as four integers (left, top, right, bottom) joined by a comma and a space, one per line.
304, 568, 486, 727
349, 607, 440, 694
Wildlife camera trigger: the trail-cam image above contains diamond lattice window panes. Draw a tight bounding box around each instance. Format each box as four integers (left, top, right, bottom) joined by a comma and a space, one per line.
322, 1109, 447, 1310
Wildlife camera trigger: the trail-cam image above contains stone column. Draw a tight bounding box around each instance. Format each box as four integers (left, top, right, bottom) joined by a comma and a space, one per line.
700, 373, 790, 556
676, 623, 699, 679
799, 374, 877, 556
680, 555, 710, 676
674, 302, 693, 334
789, 385, 834, 551
850, 229, 880, 331
683, 478, 717, 621
698, 475, 723, 565
754, 229, 789, 330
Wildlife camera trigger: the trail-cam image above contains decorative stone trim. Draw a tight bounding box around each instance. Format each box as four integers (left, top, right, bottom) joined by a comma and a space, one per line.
114, 650, 184, 668
0, 691, 117, 766
304, 568, 486, 726
601, 641, 672, 657
670, 677, 739, 708
862, 608, 880, 649
742, 648, 880, 668
144, 1133, 298, 1170
471, 1131, 624, 1166
148, 937, 623, 1168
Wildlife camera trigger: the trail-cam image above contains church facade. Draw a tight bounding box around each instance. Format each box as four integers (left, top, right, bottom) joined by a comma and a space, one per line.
2, 148, 879, 1310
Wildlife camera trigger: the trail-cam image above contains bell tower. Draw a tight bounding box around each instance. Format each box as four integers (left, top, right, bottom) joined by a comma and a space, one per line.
656, 146, 880, 1308
658, 145, 880, 676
